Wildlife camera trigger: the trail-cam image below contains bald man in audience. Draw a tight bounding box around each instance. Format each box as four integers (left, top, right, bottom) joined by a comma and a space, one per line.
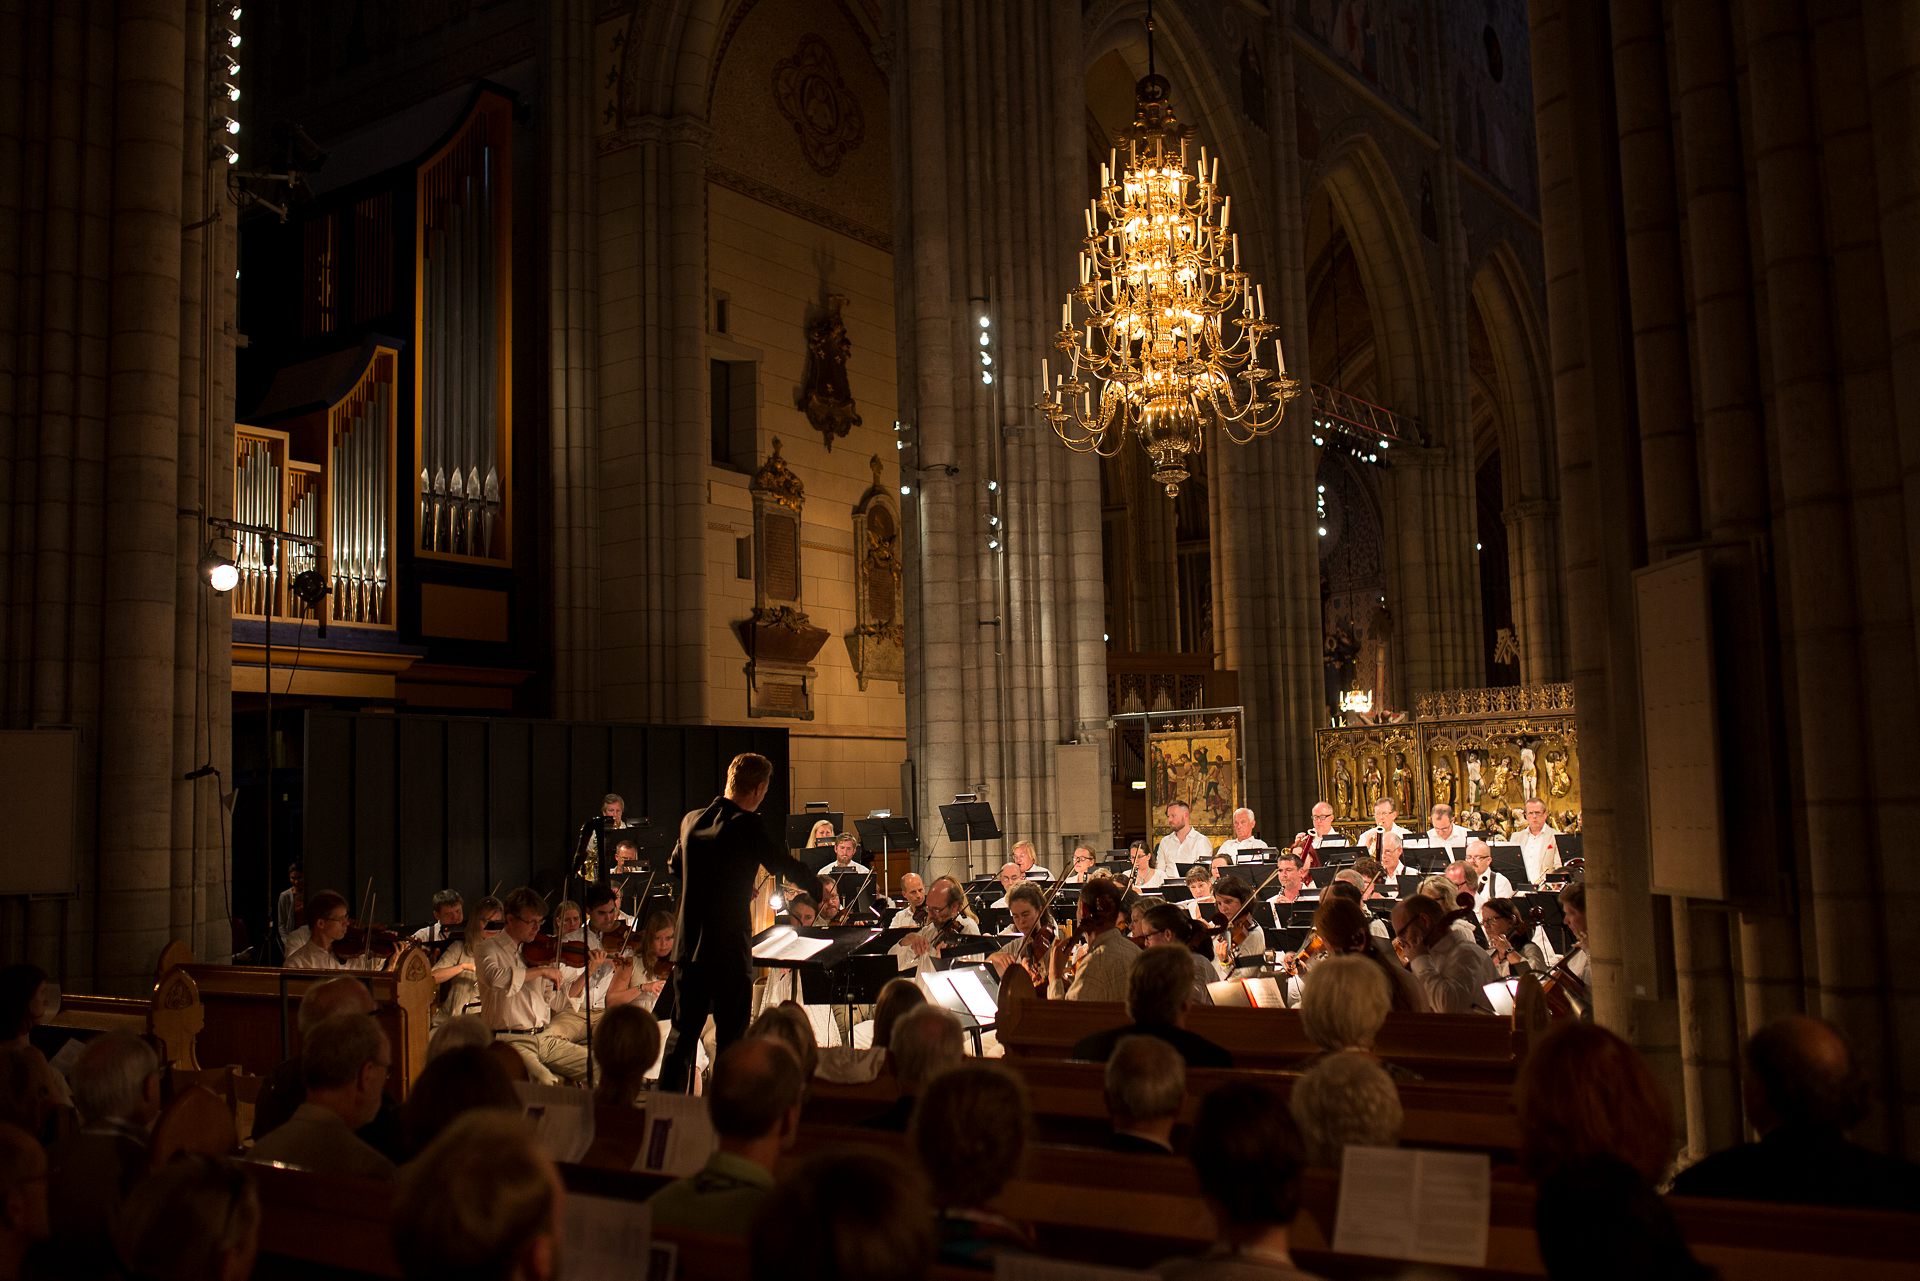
248, 1012, 397, 1181
1670, 1016, 1920, 1211
252, 975, 404, 1160
650, 1038, 806, 1234
44, 1032, 160, 1268
1105, 1035, 1186, 1155
394, 1111, 562, 1281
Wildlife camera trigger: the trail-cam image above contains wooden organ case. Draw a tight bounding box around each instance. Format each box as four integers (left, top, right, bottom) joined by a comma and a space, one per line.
234, 88, 520, 707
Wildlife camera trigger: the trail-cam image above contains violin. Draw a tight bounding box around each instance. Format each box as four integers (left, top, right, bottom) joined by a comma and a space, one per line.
1281, 929, 1332, 977
337, 921, 403, 962
1214, 915, 1252, 966
519, 933, 592, 968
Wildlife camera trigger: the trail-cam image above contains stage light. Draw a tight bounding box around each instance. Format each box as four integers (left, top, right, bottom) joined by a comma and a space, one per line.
769, 893, 786, 911
200, 550, 238, 593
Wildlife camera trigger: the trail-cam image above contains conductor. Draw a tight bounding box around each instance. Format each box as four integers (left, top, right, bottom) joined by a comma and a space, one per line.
658, 752, 823, 1092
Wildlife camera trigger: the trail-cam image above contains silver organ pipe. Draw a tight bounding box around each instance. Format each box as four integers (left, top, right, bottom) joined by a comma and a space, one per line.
329, 377, 392, 626
419, 136, 501, 558
235, 438, 280, 617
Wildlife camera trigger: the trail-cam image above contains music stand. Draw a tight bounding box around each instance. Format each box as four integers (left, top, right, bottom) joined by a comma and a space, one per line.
855, 813, 918, 901
785, 810, 845, 851
937, 797, 1001, 879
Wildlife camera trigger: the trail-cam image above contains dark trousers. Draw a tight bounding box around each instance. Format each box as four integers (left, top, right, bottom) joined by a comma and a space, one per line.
659, 959, 751, 1092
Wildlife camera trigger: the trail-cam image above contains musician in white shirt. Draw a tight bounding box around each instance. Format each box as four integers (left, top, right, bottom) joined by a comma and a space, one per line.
1305, 801, 1347, 851
477, 887, 589, 1083
1127, 842, 1168, 891
988, 862, 1026, 909
816, 832, 870, 877
1214, 808, 1271, 864
1463, 840, 1513, 906
1393, 894, 1500, 1014
1061, 846, 1097, 885
1374, 831, 1418, 886
1010, 840, 1053, 882
891, 878, 980, 975
1358, 798, 1412, 853
1182, 866, 1216, 919
1266, 850, 1317, 909
888, 872, 928, 928
1424, 805, 1469, 852
553, 884, 642, 1040
1516, 799, 1562, 884
1154, 801, 1213, 875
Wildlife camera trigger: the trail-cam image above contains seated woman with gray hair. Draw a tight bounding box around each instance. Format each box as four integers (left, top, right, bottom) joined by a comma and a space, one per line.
1293, 954, 1421, 1081
1289, 1049, 1404, 1167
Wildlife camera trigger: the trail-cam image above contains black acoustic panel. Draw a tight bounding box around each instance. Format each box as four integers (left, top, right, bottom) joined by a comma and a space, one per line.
753, 727, 793, 850
349, 718, 398, 916
644, 727, 686, 831
609, 725, 648, 818
304, 713, 355, 896
396, 718, 447, 926
569, 723, 610, 823
487, 721, 532, 895
445, 719, 489, 907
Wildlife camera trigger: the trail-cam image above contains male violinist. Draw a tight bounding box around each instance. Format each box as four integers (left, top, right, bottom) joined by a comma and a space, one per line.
475, 886, 589, 1083
550, 882, 642, 1045
888, 872, 928, 928
659, 754, 823, 1093
1047, 878, 1139, 1002
892, 877, 979, 975
1264, 850, 1317, 913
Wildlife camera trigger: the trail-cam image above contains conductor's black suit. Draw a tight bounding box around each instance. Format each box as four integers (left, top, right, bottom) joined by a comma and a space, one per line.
658, 795, 822, 1091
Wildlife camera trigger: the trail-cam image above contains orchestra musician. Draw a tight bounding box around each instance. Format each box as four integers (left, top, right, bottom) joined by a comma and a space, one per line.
1209, 874, 1265, 976
276, 862, 307, 959
574, 792, 630, 879
1047, 878, 1139, 1002
1373, 832, 1418, 888
1265, 850, 1316, 912
476, 886, 589, 1083
1126, 842, 1168, 891
1391, 894, 1500, 1014
1214, 808, 1271, 864
1559, 880, 1590, 986
1424, 804, 1469, 852
631, 909, 677, 1015
816, 832, 869, 877
1357, 798, 1412, 854
988, 863, 1027, 910
415, 891, 481, 1025
659, 753, 823, 1093
893, 877, 980, 974
1305, 802, 1347, 851
552, 900, 583, 939
1465, 839, 1513, 907
285, 891, 373, 971
987, 883, 1054, 989
807, 818, 838, 848
551, 883, 643, 1045
605, 832, 644, 877
1153, 801, 1213, 876
411, 890, 464, 945
1139, 902, 1218, 1004
1480, 898, 1549, 979
1182, 866, 1216, 919
1062, 846, 1097, 885
888, 873, 929, 927
1009, 840, 1052, 882
1517, 799, 1563, 884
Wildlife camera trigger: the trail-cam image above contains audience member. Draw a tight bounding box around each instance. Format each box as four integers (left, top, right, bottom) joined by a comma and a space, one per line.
1156, 1083, 1321, 1279
426, 1014, 493, 1060
0, 965, 72, 1131
911, 1064, 1034, 1267
252, 976, 403, 1158
745, 1002, 818, 1080
1292, 955, 1419, 1081
0, 1124, 48, 1281
247, 1012, 397, 1181
1669, 1015, 1920, 1210
0, 1049, 60, 1150
1535, 1157, 1712, 1281
1517, 1021, 1672, 1187
861, 1004, 963, 1131
1289, 1050, 1403, 1167
44, 1032, 160, 1270
114, 1155, 261, 1281
392, 1111, 561, 1281
400, 1046, 520, 1158
1069, 943, 1233, 1067
1104, 1035, 1185, 1154
748, 1150, 933, 1281
649, 1038, 805, 1234
592, 1004, 663, 1108
817, 977, 924, 1085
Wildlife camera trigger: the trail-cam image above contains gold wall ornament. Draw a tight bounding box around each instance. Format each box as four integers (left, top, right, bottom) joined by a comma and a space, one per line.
1037, 59, 1300, 498
800, 296, 861, 449
738, 440, 827, 718
749, 437, 806, 511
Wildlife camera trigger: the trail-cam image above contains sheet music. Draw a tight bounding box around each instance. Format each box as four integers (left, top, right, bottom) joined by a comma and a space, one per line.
518, 1082, 595, 1164
947, 967, 1000, 1022
1332, 1145, 1490, 1266
561, 1195, 652, 1281
632, 1090, 716, 1177
751, 927, 833, 962
1241, 976, 1286, 1008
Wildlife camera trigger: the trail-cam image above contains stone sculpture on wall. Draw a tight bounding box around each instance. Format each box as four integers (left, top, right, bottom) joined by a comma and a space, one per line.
847, 456, 904, 691
800, 294, 861, 449
735, 439, 829, 718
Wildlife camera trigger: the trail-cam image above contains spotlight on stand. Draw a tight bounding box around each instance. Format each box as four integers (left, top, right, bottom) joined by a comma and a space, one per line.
200, 549, 238, 594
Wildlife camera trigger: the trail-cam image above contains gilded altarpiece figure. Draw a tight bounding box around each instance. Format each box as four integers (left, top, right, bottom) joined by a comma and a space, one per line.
735, 439, 829, 719
846, 457, 904, 690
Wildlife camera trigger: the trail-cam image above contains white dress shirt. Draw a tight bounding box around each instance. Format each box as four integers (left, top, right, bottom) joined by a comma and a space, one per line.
1358, 824, 1412, 852
559, 926, 619, 1012
1517, 828, 1562, 884
1214, 838, 1272, 864
1472, 871, 1515, 907
284, 941, 346, 971
1154, 827, 1214, 875
1424, 828, 1470, 852
888, 906, 927, 929
890, 915, 981, 975
1409, 929, 1503, 1014
475, 933, 568, 1032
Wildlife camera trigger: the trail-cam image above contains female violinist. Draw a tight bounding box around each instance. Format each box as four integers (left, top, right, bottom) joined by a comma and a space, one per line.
1480, 897, 1548, 979
987, 883, 1055, 990
632, 908, 677, 1013
1208, 874, 1266, 976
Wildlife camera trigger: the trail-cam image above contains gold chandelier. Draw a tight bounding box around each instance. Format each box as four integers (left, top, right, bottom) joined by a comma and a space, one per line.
1038, 60, 1300, 499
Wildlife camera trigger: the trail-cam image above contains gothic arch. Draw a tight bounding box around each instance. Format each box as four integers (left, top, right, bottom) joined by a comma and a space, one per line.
1305, 134, 1440, 425
1470, 243, 1554, 505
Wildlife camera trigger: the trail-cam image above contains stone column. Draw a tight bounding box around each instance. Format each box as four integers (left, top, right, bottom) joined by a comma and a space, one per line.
547, 0, 601, 720
1503, 499, 1559, 682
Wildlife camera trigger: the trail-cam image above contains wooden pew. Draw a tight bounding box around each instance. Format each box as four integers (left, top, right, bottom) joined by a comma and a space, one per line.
43, 967, 204, 1070
163, 945, 436, 1097
804, 1056, 1524, 1159
997, 979, 1528, 1081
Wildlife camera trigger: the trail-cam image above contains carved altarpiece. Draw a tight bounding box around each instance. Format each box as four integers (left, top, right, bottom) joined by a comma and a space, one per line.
846, 457, 904, 690
735, 439, 829, 718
